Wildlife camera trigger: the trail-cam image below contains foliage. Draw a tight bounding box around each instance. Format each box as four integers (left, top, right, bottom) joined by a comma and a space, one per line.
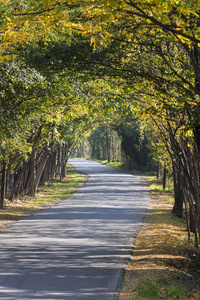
0, 22, 126, 204
0, 0, 200, 248
113, 118, 153, 171
88, 125, 122, 162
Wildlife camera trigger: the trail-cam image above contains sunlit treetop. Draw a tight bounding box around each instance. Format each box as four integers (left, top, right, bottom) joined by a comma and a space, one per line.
106, 0, 200, 45
0, 0, 199, 62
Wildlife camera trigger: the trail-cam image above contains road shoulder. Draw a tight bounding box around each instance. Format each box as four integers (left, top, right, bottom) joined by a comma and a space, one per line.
120, 178, 200, 300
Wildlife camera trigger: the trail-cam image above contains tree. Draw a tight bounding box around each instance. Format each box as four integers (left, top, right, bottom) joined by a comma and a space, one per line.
96, 0, 200, 247
1, 0, 200, 247
0, 40, 125, 203
113, 117, 152, 171
47, 0, 200, 247
88, 125, 122, 162
0, 61, 48, 205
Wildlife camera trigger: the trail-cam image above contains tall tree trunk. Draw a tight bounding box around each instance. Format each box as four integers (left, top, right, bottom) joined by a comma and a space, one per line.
106, 126, 110, 162
172, 163, 183, 218
0, 161, 6, 209
61, 144, 68, 180
29, 149, 36, 196
56, 145, 61, 180
7, 158, 23, 200
156, 161, 159, 179
9, 161, 28, 201
26, 126, 43, 195
31, 147, 51, 197
163, 164, 167, 190
52, 151, 57, 182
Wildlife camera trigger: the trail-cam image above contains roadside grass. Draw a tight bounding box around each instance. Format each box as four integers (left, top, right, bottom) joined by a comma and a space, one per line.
119, 175, 200, 300
94, 160, 200, 299
2, 157, 200, 298
135, 281, 186, 300
0, 164, 87, 231
149, 181, 174, 194
88, 159, 124, 170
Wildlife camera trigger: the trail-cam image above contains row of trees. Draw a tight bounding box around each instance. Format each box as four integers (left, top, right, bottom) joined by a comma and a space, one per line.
72, 0, 200, 248
66, 0, 200, 247
80, 120, 153, 172
0, 56, 123, 207
0, 1, 200, 247
88, 126, 122, 162
0, 63, 94, 206
0, 0, 128, 208
111, 1, 200, 248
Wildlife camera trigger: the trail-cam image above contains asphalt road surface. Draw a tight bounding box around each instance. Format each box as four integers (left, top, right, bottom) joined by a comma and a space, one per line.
0, 159, 150, 300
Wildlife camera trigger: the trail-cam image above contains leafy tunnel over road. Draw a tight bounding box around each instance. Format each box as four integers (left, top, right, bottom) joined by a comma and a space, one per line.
0, 159, 149, 299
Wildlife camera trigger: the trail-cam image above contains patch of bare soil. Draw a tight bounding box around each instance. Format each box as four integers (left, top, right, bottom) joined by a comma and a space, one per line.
120, 179, 200, 300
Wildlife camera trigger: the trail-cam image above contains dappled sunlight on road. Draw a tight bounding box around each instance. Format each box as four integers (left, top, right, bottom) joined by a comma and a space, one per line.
0, 159, 150, 299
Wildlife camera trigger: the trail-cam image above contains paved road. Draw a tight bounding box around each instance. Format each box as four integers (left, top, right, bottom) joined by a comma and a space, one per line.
0, 159, 150, 300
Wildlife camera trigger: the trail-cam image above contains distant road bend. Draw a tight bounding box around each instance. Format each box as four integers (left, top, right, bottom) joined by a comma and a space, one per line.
0, 158, 150, 299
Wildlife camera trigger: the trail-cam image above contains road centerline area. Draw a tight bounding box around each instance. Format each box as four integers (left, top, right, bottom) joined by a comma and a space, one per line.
0, 159, 150, 300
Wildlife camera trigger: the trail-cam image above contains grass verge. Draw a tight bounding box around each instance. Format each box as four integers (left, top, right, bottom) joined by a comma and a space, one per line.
87, 159, 124, 170
95, 160, 200, 299
5, 157, 199, 299
0, 164, 87, 231
119, 176, 200, 300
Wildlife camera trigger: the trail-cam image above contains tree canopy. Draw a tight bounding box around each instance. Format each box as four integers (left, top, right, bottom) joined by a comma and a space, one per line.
0, 0, 200, 247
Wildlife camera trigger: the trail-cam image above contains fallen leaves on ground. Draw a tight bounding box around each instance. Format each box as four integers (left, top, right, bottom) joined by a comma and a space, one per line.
120, 177, 200, 300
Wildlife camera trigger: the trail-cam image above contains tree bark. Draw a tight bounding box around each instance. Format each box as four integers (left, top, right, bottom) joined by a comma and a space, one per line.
106, 126, 110, 162
156, 161, 159, 179
163, 164, 167, 190
61, 144, 68, 180
0, 161, 6, 209
172, 163, 183, 218
29, 149, 36, 196
9, 161, 28, 201
31, 147, 51, 197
